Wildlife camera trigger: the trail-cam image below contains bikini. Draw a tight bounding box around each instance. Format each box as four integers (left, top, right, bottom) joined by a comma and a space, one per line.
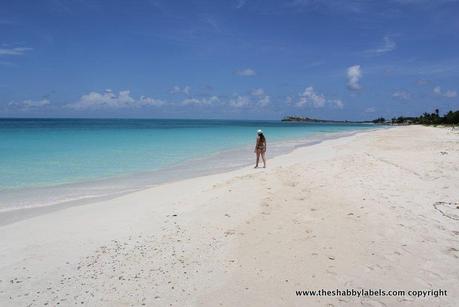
256, 138, 266, 150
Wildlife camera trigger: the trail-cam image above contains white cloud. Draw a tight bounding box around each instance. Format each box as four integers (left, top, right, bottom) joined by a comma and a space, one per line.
9, 98, 50, 110
181, 96, 219, 106
392, 90, 411, 100
67, 90, 164, 110
445, 90, 457, 98
235, 68, 256, 76
224, 89, 270, 109
331, 99, 344, 109
138, 96, 165, 107
250, 88, 270, 107
347, 65, 362, 91
296, 86, 326, 108
181, 98, 204, 106
293, 86, 344, 109
69, 89, 134, 109
235, 0, 248, 8
22, 99, 50, 108
206, 96, 220, 104
170, 85, 191, 96
229, 95, 250, 108
257, 95, 270, 107
433, 86, 457, 98
250, 88, 265, 96
0, 47, 33, 56
366, 36, 396, 55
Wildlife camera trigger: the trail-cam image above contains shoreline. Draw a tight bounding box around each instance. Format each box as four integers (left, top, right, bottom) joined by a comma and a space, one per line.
0, 127, 382, 226
1, 125, 457, 306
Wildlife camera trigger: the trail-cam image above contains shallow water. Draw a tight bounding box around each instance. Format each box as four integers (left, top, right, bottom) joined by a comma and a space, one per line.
0, 118, 378, 212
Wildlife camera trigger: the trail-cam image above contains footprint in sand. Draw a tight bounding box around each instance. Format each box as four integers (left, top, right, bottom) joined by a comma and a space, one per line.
360, 298, 388, 307
447, 247, 459, 258
224, 230, 236, 237
433, 202, 459, 220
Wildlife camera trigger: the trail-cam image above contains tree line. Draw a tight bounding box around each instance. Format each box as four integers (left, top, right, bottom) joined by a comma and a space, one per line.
372, 109, 459, 125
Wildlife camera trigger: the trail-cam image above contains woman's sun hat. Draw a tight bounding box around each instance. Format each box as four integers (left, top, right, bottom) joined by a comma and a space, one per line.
257, 129, 263, 134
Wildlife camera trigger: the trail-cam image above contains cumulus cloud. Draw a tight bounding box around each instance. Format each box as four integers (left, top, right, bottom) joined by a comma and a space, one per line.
180, 91, 269, 109
347, 65, 362, 91
235, 68, 256, 76
293, 86, 344, 109
433, 86, 457, 98
392, 90, 411, 100
170, 85, 191, 96
224, 89, 270, 109
331, 99, 344, 109
138, 96, 165, 107
365, 36, 396, 55
0, 47, 33, 56
9, 99, 50, 110
250, 88, 264, 96
250, 88, 270, 107
257, 95, 270, 107
296, 86, 326, 108
67, 89, 165, 110
229, 95, 250, 108
181, 96, 219, 106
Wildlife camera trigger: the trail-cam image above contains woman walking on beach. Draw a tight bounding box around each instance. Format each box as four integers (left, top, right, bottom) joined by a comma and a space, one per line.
254, 129, 267, 168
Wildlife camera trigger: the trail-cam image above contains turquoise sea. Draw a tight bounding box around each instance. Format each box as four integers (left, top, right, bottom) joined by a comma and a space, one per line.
0, 118, 378, 213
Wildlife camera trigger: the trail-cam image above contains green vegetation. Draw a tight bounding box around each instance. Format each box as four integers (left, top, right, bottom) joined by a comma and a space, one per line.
372, 109, 459, 125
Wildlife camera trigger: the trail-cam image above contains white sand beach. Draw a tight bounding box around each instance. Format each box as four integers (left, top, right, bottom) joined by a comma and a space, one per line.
0, 125, 458, 306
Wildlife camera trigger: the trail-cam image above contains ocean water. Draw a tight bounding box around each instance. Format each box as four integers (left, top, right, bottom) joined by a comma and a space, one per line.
0, 118, 378, 214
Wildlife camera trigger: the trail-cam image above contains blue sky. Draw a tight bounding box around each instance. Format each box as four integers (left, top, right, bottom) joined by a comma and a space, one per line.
0, 0, 458, 120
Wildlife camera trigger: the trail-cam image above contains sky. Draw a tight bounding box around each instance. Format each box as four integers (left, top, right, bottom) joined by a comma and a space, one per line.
0, 0, 458, 120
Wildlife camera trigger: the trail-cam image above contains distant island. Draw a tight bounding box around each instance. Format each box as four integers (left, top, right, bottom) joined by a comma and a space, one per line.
282, 109, 459, 126
281, 116, 372, 124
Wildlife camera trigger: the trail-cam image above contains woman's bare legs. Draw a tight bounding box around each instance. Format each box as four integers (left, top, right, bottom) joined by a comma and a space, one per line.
255, 150, 261, 168
261, 151, 266, 168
